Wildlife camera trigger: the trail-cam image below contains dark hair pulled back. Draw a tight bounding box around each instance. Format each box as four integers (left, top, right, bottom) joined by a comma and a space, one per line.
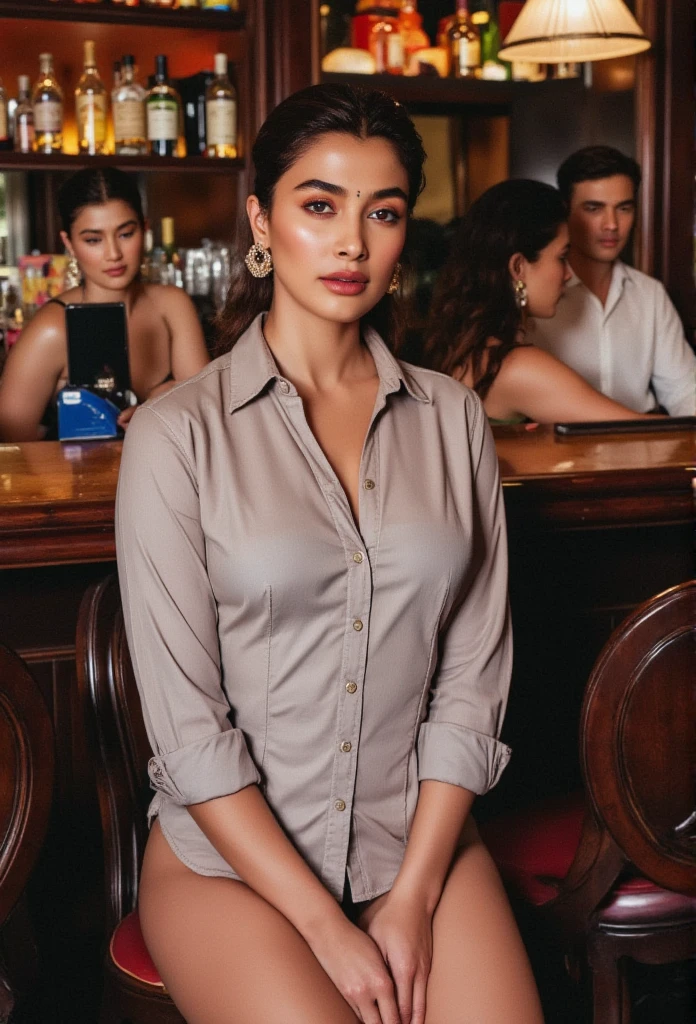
215, 83, 426, 355
57, 167, 145, 235
425, 179, 566, 397
557, 145, 641, 205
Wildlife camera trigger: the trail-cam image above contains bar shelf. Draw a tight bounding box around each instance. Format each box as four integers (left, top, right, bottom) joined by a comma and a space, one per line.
0, 152, 243, 173
0, 0, 244, 31
320, 71, 521, 109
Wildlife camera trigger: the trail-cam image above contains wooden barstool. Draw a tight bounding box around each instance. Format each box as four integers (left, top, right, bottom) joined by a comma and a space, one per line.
481, 580, 696, 1022
77, 574, 185, 1024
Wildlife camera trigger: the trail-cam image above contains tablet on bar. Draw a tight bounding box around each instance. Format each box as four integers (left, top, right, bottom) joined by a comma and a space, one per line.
554, 417, 696, 436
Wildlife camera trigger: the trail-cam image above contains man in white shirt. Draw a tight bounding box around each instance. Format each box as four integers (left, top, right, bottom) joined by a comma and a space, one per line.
533, 146, 696, 415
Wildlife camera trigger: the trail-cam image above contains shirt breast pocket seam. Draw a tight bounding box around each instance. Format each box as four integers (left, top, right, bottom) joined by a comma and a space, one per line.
403, 571, 453, 843
260, 583, 273, 775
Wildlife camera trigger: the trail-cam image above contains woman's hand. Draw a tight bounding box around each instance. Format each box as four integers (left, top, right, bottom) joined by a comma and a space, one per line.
358, 891, 433, 1024
306, 912, 402, 1024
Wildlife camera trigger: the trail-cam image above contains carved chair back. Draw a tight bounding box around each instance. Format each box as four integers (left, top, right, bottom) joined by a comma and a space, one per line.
546, 579, 696, 938
77, 573, 152, 939
0, 646, 54, 1020
581, 578, 696, 895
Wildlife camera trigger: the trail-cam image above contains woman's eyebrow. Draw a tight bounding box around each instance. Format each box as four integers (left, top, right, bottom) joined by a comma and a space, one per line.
372, 187, 408, 202
293, 180, 408, 203
294, 179, 346, 196
78, 219, 138, 236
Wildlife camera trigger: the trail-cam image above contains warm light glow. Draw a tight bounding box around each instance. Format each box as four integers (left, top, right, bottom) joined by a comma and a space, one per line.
498, 0, 651, 64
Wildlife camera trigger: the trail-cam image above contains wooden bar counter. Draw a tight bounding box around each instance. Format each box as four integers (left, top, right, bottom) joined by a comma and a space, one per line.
0, 428, 694, 1020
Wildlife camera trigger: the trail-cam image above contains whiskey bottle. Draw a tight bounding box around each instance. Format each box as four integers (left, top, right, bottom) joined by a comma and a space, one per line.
113, 55, 147, 156
32, 53, 63, 154
205, 54, 237, 159
160, 217, 182, 286
76, 40, 108, 155
14, 76, 35, 154
147, 55, 182, 157
448, 0, 481, 79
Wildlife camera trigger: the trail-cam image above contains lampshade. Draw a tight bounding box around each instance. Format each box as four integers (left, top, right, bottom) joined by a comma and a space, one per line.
497, 0, 651, 64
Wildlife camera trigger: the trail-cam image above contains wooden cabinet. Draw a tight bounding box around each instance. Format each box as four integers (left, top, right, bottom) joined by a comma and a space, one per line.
0, 0, 255, 251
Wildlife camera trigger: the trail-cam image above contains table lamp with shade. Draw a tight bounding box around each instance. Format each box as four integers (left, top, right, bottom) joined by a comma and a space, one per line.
498, 0, 651, 64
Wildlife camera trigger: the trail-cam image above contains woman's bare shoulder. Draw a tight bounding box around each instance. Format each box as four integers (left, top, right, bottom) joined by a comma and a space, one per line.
143, 283, 196, 312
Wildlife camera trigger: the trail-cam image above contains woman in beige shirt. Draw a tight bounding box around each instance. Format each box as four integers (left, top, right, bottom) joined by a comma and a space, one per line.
116, 84, 543, 1024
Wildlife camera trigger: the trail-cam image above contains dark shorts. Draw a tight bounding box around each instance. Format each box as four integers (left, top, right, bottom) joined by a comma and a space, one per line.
340, 875, 374, 925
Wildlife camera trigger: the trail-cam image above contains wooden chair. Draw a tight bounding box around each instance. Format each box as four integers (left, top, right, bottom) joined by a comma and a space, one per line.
482, 579, 696, 1022
0, 645, 54, 1024
77, 574, 185, 1024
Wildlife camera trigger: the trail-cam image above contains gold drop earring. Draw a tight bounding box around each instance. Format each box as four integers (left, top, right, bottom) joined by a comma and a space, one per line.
514, 279, 528, 309
245, 241, 273, 278
387, 262, 402, 295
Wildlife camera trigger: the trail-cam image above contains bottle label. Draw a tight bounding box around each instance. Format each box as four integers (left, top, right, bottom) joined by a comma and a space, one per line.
0, 103, 7, 140
17, 118, 35, 153
76, 94, 107, 145
147, 99, 178, 142
114, 98, 146, 142
206, 98, 237, 147
456, 37, 481, 72
387, 31, 404, 68
34, 100, 62, 132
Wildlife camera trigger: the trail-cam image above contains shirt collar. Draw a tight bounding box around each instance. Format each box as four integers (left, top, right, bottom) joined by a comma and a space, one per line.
228, 313, 429, 413
566, 259, 629, 293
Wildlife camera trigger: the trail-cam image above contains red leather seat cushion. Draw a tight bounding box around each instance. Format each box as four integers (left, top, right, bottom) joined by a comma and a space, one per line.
480, 793, 696, 927
110, 910, 165, 988
479, 791, 586, 905
597, 876, 696, 927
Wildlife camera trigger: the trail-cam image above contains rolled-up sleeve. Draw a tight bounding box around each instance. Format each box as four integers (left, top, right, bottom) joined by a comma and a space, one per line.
115, 406, 261, 807
417, 400, 512, 795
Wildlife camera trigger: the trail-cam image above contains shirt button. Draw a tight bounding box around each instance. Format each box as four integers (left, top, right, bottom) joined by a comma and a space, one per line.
364, 478, 375, 490
346, 681, 358, 694
340, 741, 352, 753
352, 552, 364, 564
353, 619, 363, 632
278, 380, 290, 394
334, 799, 346, 812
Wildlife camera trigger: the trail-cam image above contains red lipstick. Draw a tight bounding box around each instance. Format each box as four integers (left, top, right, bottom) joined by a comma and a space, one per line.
320, 271, 369, 296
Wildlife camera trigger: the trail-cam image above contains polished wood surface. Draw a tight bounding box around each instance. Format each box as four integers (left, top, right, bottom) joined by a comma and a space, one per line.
0, 441, 121, 569
0, 426, 693, 569
495, 424, 696, 529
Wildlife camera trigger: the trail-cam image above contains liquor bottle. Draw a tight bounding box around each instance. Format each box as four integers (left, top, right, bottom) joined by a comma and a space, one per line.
14, 76, 35, 154
205, 54, 237, 159
160, 217, 182, 285
32, 53, 63, 154
473, 0, 508, 80
146, 55, 182, 157
0, 79, 10, 151
448, 0, 481, 79
398, 1, 430, 64
113, 55, 147, 156
369, 14, 404, 74
76, 40, 108, 155
178, 0, 200, 6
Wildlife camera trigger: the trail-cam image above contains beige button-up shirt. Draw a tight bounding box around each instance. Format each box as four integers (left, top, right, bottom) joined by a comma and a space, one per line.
115, 314, 512, 902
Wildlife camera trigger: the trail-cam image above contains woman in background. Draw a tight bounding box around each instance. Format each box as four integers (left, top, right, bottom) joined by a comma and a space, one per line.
0, 167, 209, 441
426, 179, 649, 424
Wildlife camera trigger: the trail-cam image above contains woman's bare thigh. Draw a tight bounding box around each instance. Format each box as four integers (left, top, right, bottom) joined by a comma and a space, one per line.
138, 819, 359, 1024
423, 819, 544, 1024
